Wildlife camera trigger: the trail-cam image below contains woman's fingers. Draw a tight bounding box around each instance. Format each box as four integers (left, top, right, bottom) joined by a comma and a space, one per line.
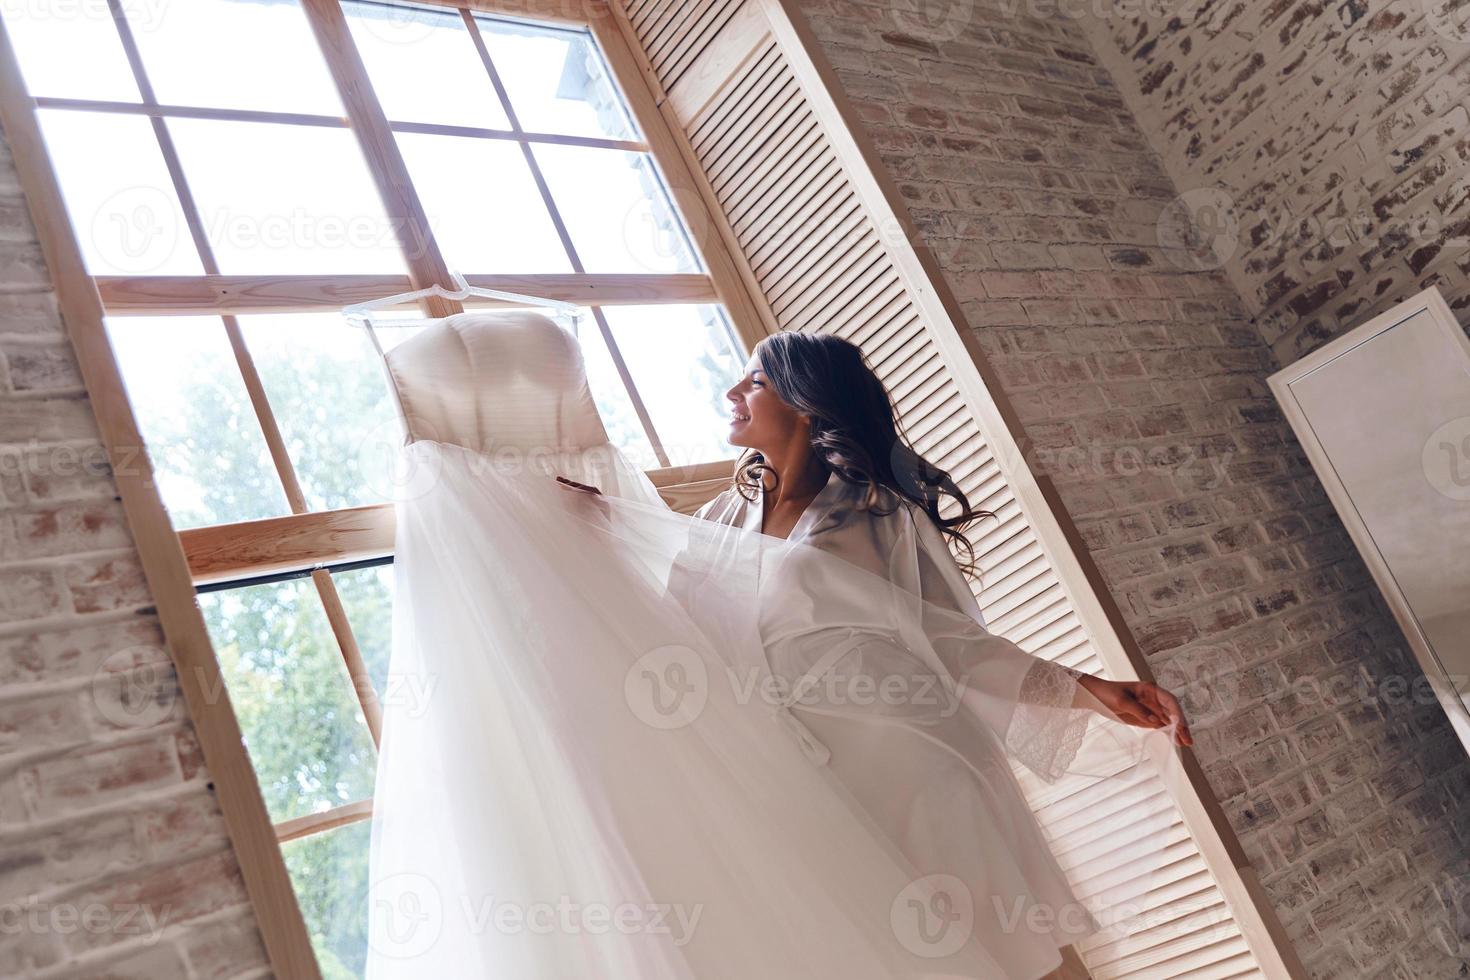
1133, 682, 1194, 746
1115, 701, 1157, 728
1105, 683, 1193, 747
1144, 683, 1193, 746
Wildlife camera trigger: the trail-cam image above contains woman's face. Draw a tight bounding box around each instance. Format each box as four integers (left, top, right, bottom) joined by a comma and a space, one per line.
725, 351, 806, 450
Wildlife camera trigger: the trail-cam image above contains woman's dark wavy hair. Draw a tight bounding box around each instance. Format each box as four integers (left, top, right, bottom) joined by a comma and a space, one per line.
732, 331, 995, 579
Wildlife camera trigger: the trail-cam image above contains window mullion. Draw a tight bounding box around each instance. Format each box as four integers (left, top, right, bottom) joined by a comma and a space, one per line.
462, 8, 671, 467
588, 307, 671, 467
311, 568, 385, 748
27, 97, 651, 153
275, 798, 373, 844
301, 0, 461, 319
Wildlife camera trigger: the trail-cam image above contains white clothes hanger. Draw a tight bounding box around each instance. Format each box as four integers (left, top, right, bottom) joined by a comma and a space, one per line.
342, 268, 583, 359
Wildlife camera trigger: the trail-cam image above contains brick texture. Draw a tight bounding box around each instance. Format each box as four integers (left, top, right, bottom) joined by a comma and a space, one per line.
1078, 0, 1470, 366
0, 117, 270, 976
796, 0, 1470, 975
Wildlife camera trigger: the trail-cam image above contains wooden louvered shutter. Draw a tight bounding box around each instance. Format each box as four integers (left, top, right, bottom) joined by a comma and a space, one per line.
602, 0, 1301, 977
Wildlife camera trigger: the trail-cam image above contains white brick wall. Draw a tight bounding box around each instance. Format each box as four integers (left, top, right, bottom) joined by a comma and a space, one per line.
0, 118, 270, 977
1079, 0, 1470, 366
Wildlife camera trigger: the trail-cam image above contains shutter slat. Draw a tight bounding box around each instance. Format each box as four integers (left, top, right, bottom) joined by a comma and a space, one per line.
756, 205, 871, 298
661, 0, 748, 90
727, 144, 841, 237
719, 116, 824, 221
697, 61, 794, 170
690, 41, 780, 147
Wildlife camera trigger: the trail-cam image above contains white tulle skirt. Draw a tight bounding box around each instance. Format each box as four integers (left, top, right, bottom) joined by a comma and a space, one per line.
364, 440, 1178, 979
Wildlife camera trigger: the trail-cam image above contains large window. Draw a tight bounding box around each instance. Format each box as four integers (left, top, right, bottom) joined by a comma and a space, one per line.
3, 0, 751, 974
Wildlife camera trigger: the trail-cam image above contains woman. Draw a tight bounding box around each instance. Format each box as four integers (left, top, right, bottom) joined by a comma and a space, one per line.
713, 332, 1191, 742
560, 330, 1193, 977
562, 331, 1191, 743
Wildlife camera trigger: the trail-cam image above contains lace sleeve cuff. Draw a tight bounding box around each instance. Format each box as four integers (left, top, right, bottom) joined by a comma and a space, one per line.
1004, 659, 1090, 784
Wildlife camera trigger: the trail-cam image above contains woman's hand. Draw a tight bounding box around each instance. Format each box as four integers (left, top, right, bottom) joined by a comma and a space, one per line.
1080, 675, 1193, 747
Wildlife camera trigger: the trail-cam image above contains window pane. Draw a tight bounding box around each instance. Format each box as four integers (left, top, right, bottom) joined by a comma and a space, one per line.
199, 579, 378, 824
601, 305, 742, 467
167, 118, 408, 275
123, 0, 343, 115
238, 314, 401, 511
281, 820, 371, 979
1, 5, 141, 101
105, 316, 289, 528
533, 145, 699, 274
333, 565, 393, 701
396, 132, 570, 274
476, 17, 636, 141
37, 111, 203, 277
343, 0, 510, 130
572, 313, 659, 470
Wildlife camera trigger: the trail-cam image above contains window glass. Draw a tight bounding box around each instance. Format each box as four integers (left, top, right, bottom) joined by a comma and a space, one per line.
281, 816, 371, 977
476, 17, 636, 141
573, 314, 660, 470
601, 305, 741, 467
122, 0, 344, 115
37, 111, 203, 277
343, 1, 510, 130
199, 578, 379, 824
119, 0, 341, 116
105, 316, 289, 528
0, 4, 141, 102
332, 565, 394, 701
238, 314, 403, 511
167, 118, 407, 275
395, 133, 570, 274
534, 144, 699, 274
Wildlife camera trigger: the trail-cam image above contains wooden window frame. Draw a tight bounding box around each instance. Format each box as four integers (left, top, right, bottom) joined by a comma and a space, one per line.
0, 2, 768, 976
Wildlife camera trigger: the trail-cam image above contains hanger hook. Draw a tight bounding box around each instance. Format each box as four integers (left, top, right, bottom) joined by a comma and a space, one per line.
444, 268, 471, 296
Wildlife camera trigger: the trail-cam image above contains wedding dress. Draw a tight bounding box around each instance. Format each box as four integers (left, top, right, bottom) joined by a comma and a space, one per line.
362, 311, 1180, 980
